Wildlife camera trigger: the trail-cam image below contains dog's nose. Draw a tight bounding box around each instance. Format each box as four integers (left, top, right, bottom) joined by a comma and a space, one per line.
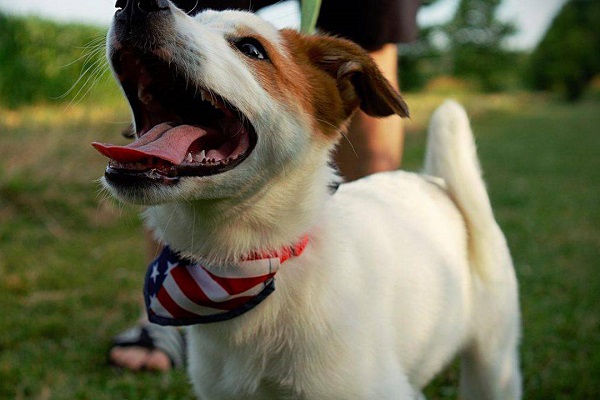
115, 0, 170, 22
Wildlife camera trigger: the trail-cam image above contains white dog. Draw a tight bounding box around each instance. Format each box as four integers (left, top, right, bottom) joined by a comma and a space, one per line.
93, 1, 521, 398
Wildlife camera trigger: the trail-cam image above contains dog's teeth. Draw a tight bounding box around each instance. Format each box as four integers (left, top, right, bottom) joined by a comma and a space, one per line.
208, 96, 220, 109
138, 85, 153, 104
186, 153, 193, 163
140, 93, 153, 104
199, 89, 227, 110
200, 90, 214, 105
199, 150, 206, 160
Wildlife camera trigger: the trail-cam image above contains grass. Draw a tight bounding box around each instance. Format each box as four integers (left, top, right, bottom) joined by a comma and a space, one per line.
0, 13, 115, 108
1, 92, 599, 399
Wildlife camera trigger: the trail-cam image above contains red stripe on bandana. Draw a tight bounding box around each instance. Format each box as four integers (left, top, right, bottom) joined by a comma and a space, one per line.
204, 268, 277, 295
156, 286, 200, 320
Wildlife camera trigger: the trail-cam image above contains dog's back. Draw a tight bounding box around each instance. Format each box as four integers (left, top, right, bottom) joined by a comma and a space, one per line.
306, 101, 522, 398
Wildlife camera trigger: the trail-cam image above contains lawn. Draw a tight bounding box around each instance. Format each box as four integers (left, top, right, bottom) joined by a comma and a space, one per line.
1, 93, 598, 399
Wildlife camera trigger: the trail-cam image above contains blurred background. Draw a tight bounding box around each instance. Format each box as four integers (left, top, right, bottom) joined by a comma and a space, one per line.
0, 0, 598, 399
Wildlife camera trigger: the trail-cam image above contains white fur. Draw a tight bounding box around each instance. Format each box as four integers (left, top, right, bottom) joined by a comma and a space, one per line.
104, 7, 521, 399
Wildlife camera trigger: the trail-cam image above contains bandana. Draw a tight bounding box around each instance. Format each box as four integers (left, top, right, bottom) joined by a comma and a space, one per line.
144, 237, 309, 326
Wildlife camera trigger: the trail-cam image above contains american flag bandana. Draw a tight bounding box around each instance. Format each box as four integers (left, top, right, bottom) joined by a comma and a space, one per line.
144, 237, 309, 326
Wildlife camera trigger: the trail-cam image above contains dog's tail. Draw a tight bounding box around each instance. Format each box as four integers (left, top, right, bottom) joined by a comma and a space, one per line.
424, 100, 511, 281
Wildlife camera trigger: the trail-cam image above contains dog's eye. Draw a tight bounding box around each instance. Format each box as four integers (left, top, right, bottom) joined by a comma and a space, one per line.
234, 38, 268, 61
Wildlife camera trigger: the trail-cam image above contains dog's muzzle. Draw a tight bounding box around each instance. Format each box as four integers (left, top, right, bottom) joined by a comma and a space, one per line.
112, 0, 172, 47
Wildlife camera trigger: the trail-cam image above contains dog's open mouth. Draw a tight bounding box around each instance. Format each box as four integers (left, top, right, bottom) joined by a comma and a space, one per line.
92, 50, 257, 184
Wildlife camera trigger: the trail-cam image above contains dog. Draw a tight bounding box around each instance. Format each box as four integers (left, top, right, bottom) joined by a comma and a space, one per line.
93, 1, 522, 398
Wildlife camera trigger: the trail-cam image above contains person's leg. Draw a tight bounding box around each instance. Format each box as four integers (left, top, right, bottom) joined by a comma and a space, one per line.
108, 322, 173, 371
335, 43, 404, 181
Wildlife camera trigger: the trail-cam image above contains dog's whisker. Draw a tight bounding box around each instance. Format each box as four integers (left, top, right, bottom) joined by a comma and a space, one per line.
81, 65, 111, 98
57, 56, 108, 101
314, 118, 359, 158
59, 55, 105, 96
185, 0, 200, 15
69, 35, 106, 50
63, 62, 110, 110
339, 130, 358, 158
60, 45, 105, 69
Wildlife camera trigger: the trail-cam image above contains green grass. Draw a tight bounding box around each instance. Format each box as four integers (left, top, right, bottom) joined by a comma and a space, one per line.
1, 93, 599, 399
0, 13, 119, 108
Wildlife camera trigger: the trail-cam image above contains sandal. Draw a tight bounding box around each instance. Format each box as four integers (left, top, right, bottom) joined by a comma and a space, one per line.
110, 323, 186, 368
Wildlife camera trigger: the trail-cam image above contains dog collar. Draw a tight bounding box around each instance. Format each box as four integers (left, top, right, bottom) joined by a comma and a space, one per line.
144, 236, 309, 326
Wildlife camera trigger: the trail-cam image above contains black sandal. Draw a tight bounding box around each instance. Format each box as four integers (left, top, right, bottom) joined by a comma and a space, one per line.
110, 323, 186, 368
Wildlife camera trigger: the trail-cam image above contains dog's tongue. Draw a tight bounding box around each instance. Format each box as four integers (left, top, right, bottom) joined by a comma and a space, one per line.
92, 123, 206, 165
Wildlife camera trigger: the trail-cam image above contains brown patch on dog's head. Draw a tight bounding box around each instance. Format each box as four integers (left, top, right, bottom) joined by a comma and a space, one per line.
224, 27, 408, 141
230, 27, 340, 139
277, 30, 409, 138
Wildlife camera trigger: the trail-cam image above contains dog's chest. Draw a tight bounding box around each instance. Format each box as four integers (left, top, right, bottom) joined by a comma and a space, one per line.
187, 326, 325, 399
185, 274, 369, 400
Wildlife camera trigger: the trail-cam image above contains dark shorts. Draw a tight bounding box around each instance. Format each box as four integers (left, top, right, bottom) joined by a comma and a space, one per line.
173, 0, 420, 50
317, 0, 420, 50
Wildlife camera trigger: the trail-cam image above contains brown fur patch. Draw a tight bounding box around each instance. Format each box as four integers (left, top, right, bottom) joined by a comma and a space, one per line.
230, 28, 409, 141
230, 28, 343, 139
279, 30, 409, 137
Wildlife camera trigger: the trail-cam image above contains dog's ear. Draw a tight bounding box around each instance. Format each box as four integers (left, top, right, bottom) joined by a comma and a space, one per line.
301, 34, 409, 119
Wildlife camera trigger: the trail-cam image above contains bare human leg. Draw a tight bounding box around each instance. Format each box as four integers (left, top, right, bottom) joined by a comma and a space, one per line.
335, 43, 404, 181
